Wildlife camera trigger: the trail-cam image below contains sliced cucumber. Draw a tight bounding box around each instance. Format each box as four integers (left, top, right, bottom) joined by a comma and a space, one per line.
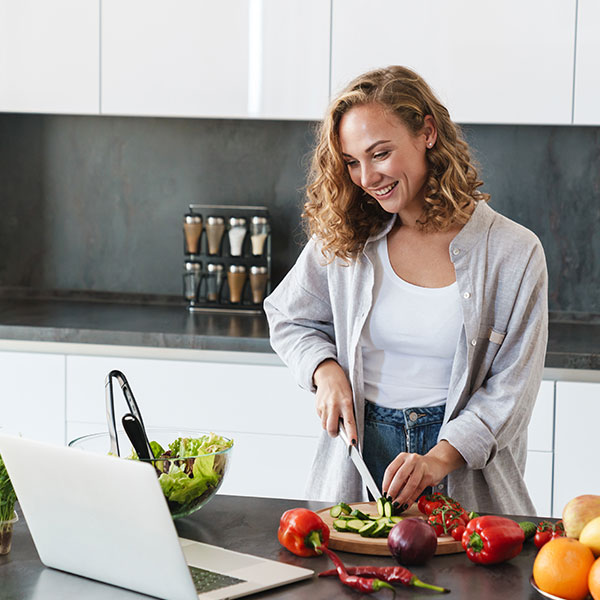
383, 499, 393, 518
333, 519, 349, 532
345, 519, 367, 532
350, 508, 370, 520
329, 504, 344, 518
338, 502, 352, 514
371, 521, 388, 537
358, 521, 378, 537
376, 496, 385, 517
390, 516, 404, 524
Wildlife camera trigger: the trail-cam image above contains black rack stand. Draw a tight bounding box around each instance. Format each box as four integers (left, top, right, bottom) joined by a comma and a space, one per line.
182, 203, 271, 314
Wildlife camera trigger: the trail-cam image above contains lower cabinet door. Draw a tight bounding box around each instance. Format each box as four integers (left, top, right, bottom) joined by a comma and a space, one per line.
0, 351, 66, 445
553, 381, 600, 518
524, 450, 553, 518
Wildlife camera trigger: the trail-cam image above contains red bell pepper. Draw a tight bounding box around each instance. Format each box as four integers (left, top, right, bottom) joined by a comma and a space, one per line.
534, 520, 565, 549
277, 508, 330, 557
461, 516, 525, 565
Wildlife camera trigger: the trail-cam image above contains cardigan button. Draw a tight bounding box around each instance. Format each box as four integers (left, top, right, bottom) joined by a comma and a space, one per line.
463, 292, 471, 299
471, 339, 477, 346
452, 248, 460, 255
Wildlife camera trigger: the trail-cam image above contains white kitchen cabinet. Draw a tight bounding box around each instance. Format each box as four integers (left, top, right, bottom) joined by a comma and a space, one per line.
65, 354, 320, 500
524, 380, 555, 516
101, 0, 330, 120
553, 381, 600, 517
573, 0, 600, 124
331, 0, 576, 124
0, 0, 100, 114
0, 351, 66, 444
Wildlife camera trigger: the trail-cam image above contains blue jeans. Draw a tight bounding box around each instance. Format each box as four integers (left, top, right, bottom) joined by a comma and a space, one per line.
363, 401, 446, 499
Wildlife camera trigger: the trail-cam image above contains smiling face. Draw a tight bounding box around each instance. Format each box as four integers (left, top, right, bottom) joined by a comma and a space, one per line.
338, 102, 436, 222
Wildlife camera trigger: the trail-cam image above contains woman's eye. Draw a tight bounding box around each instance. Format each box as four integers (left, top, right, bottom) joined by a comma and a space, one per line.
344, 160, 358, 168
374, 151, 389, 160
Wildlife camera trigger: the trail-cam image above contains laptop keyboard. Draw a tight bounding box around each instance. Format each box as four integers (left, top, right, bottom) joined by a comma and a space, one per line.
189, 566, 246, 594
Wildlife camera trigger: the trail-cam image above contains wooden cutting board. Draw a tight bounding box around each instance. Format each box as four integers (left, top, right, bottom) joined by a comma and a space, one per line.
316, 501, 464, 556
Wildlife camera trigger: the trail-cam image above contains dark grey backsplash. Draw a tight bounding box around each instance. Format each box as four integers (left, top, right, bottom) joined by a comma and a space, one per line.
0, 113, 598, 313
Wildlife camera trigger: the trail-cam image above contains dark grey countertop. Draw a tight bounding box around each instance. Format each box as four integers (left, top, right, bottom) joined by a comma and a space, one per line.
0, 495, 548, 600
0, 294, 598, 369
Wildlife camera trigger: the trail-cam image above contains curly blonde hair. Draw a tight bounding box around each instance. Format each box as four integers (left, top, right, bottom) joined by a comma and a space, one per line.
304, 65, 489, 261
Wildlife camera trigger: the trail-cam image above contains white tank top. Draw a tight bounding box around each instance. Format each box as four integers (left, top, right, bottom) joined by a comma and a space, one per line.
360, 236, 463, 409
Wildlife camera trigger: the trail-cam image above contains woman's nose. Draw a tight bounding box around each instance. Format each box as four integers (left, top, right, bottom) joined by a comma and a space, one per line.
360, 163, 380, 189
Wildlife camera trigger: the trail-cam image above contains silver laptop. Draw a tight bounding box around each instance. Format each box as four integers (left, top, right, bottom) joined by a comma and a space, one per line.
0, 434, 313, 600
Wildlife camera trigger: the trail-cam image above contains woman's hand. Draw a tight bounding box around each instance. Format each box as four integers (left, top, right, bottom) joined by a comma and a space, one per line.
382, 441, 465, 508
313, 359, 357, 443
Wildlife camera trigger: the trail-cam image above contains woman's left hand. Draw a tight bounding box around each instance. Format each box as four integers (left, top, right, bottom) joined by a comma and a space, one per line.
382, 440, 465, 508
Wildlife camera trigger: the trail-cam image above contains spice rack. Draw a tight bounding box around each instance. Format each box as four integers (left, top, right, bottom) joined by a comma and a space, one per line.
182, 203, 271, 314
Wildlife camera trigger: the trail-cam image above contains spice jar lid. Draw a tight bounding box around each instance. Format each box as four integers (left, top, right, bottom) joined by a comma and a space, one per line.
250, 265, 268, 275
207, 263, 224, 273
206, 216, 225, 225
184, 213, 202, 224
184, 261, 202, 271
228, 217, 247, 228
228, 264, 246, 273
251, 216, 269, 225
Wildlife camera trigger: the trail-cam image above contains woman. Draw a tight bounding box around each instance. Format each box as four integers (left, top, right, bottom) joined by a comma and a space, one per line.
264, 66, 548, 515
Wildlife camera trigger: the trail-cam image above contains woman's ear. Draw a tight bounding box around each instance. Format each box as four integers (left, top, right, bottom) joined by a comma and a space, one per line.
423, 114, 438, 149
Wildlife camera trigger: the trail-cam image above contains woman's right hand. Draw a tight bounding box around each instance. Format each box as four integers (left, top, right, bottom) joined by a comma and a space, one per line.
313, 359, 357, 443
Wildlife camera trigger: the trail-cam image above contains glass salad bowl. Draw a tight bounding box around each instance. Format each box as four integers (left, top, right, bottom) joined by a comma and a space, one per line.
69, 429, 233, 519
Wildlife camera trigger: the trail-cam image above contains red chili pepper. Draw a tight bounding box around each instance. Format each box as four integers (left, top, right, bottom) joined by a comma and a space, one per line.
320, 547, 394, 594
277, 508, 330, 557
534, 520, 565, 549
319, 566, 450, 593
461, 516, 525, 565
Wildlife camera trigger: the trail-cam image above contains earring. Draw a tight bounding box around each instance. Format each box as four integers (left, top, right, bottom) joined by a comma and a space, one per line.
428, 142, 433, 148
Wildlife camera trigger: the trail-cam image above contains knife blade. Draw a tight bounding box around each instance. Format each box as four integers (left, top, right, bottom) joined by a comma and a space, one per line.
338, 420, 382, 500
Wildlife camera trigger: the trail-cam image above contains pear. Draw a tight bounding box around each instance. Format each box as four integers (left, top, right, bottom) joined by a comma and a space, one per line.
562, 495, 600, 539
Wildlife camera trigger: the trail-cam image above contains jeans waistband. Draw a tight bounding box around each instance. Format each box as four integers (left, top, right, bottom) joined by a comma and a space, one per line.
365, 401, 445, 429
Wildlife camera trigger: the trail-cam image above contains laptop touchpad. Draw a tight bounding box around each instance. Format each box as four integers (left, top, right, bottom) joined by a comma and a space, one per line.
183, 541, 265, 573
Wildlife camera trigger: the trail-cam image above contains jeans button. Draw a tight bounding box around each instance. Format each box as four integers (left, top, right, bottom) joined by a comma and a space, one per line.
409, 412, 418, 422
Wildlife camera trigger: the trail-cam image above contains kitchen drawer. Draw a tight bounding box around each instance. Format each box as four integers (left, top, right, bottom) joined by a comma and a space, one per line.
66, 355, 319, 437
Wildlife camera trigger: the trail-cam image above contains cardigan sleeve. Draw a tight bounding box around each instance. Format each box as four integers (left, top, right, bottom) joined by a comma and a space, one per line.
263, 238, 339, 393
439, 238, 549, 470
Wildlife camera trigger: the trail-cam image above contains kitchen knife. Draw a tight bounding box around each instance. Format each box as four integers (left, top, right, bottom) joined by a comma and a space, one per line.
338, 420, 382, 500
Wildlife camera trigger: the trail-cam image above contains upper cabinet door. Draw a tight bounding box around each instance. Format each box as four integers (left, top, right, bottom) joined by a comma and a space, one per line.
101, 0, 330, 120
0, 0, 100, 114
573, 0, 600, 124
331, 0, 576, 125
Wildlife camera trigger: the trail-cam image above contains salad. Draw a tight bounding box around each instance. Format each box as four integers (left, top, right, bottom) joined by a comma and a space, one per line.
129, 433, 233, 516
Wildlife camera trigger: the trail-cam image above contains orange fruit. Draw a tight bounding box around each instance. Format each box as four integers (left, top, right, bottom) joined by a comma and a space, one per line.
533, 537, 595, 600
590, 557, 600, 600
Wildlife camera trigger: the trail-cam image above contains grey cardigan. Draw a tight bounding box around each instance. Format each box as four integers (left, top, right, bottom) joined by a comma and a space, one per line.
264, 202, 548, 515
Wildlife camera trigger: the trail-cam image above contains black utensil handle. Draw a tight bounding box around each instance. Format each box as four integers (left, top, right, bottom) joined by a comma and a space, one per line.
122, 413, 153, 461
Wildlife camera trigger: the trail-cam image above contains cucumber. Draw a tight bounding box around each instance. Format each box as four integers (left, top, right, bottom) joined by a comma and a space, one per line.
329, 504, 344, 518
390, 516, 404, 524
383, 499, 393, 518
358, 521, 378, 537
519, 521, 537, 541
338, 502, 352, 514
371, 521, 388, 537
333, 519, 349, 532
376, 496, 385, 517
345, 519, 367, 532
350, 508, 371, 520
